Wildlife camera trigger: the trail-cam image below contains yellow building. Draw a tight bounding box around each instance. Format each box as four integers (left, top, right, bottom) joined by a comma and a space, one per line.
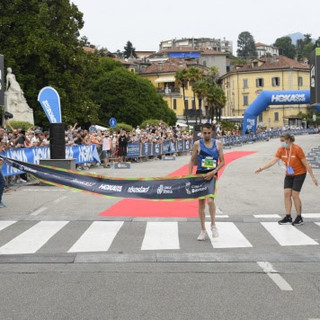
140, 59, 201, 120
220, 56, 310, 128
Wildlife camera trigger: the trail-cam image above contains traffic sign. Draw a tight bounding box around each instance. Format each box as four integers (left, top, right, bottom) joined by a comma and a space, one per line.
109, 117, 117, 128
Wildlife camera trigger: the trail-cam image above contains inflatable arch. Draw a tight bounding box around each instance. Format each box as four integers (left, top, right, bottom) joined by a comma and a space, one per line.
242, 90, 320, 134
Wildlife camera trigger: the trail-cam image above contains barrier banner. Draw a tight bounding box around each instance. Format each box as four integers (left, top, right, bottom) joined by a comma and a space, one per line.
1, 145, 100, 177
177, 140, 184, 152
141, 142, 152, 157
162, 141, 176, 154
127, 142, 140, 158
153, 143, 162, 156
1, 157, 215, 200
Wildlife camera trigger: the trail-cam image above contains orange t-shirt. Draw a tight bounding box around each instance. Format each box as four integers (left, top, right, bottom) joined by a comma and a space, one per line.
275, 144, 306, 176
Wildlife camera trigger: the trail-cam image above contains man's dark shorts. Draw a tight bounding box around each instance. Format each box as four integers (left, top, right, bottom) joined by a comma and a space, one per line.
284, 173, 306, 192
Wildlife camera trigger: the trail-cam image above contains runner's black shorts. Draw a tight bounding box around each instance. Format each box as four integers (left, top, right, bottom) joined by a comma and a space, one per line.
284, 173, 306, 192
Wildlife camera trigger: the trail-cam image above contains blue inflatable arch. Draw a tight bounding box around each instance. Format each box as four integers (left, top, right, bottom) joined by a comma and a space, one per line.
242, 90, 320, 134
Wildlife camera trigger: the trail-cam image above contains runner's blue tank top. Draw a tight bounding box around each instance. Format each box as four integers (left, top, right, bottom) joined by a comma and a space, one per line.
197, 138, 219, 173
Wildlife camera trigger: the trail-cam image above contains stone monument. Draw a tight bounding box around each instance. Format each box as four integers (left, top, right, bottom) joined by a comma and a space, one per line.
4, 67, 34, 124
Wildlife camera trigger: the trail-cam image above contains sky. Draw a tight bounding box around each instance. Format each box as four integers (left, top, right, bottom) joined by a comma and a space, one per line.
71, 0, 320, 54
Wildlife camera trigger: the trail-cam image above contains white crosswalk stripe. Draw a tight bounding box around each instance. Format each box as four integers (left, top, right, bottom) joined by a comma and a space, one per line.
0, 221, 16, 232
142, 222, 179, 250
68, 221, 123, 253
0, 221, 69, 254
0, 220, 318, 254
206, 222, 252, 248
261, 222, 318, 246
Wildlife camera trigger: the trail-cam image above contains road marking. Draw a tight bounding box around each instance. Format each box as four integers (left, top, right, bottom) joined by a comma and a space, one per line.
304, 213, 320, 218
206, 222, 252, 248
0, 221, 16, 232
0, 221, 69, 254
205, 214, 229, 218
53, 196, 68, 203
263, 222, 319, 246
315, 222, 320, 227
68, 221, 123, 253
141, 222, 180, 250
261, 222, 318, 246
30, 207, 48, 216
257, 261, 293, 291
254, 214, 281, 219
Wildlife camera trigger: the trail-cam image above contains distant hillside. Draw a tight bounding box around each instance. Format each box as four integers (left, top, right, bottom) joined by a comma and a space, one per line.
286, 32, 315, 44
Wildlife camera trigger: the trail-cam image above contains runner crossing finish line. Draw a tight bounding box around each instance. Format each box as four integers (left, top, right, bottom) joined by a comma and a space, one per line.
0, 157, 216, 200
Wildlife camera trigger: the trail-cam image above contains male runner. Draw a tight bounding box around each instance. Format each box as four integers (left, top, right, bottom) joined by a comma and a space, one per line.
189, 123, 225, 240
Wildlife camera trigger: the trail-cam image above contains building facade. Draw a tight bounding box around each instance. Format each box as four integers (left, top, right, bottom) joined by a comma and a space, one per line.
159, 37, 233, 53
255, 42, 279, 58
140, 59, 206, 120
220, 56, 310, 128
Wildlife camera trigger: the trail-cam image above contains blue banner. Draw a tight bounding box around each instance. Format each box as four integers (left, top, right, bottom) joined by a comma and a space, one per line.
177, 139, 184, 152
141, 142, 152, 157
37, 86, 62, 123
184, 140, 191, 151
153, 143, 162, 156
162, 141, 176, 154
1, 145, 100, 176
127, 142, 140, 158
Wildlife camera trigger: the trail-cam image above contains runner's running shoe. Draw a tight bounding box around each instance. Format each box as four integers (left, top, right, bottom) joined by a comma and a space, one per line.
278, 215, 292, 225
292, 216, 304, 226
211, 225, 219, 238
197, 230, 208, 241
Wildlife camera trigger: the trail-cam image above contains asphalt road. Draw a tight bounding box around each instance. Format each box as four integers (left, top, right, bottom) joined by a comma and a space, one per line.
0, 133, 319, 320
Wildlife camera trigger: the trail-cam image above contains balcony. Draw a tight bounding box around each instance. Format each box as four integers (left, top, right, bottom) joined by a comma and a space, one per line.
157, 88, 182, 97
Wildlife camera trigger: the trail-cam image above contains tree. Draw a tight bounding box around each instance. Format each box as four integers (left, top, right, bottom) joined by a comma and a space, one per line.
237, 32, 257, 59
296, 34, 315, 61
187, 67, 203, 124
274, 37, 296, 59
193, 78, 209, 123
206, 85, 226, 123
90, 65, 176, 127
0, 0, 100, 127
175, 69, 190, 124
123, 41, 137, 59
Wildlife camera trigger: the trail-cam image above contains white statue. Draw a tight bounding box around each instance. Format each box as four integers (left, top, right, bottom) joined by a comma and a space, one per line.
6, 67, 23, 94
4, 67, 34, 124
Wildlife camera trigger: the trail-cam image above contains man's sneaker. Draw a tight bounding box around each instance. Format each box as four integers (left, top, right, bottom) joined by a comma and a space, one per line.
211, 225, 219, 238
197, 230, 208, 241
278, 215, 292, 225
0, 202, 7, 208
292, 216, 304, 226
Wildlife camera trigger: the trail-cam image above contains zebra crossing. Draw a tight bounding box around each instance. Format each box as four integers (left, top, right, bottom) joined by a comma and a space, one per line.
0, 218, 319, 256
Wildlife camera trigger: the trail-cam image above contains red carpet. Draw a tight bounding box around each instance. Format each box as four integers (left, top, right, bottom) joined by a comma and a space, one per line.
98, 151, 256, 218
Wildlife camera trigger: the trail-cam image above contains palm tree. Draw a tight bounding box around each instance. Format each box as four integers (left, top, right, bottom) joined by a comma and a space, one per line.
175, 69, 189, 124
187, 67, 203, 124
193, 79, 209, 124
208, 66, 219, 84
206, 85, 226, 123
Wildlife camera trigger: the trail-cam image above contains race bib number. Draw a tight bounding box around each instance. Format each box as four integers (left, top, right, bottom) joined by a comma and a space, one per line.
201, 157, 216, 168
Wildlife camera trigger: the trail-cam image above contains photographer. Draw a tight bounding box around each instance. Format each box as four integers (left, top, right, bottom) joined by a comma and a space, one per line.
12, 129, 29, 148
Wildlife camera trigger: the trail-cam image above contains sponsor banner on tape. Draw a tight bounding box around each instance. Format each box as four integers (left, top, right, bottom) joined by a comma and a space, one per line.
0, 157, 215, 200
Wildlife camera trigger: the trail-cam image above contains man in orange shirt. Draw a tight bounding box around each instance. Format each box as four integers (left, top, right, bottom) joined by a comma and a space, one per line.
255, 133, 318, 226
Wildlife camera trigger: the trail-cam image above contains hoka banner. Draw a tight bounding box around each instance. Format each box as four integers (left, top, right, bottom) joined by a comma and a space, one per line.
38, 86, 62, 123
0, 157, 215, 200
